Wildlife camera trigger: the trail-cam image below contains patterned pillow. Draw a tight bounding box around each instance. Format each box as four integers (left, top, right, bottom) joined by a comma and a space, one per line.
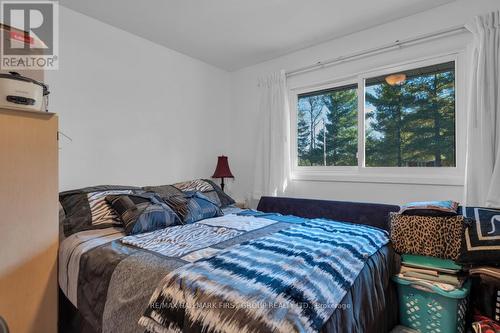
172, 179, 235, 208
106, 193, 181, 235
399, 200, 459, 217
173, 179, 214, 192
59, 185, 143, 236
163, 191, 222, 224
142, 184, 183, 200
203, 179, 235, 208
87, 189, 136, 225
389, 212, 466, 260
161, 195, 189, 221
457, 206, 500, 265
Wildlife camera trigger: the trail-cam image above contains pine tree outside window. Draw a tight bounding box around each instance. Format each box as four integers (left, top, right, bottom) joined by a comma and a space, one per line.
297, 84, 358, 166
290, 55, 463, 185
365, 61, 455, 167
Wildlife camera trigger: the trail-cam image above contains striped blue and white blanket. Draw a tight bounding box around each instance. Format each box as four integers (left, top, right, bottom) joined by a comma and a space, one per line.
139, 212, 389, 333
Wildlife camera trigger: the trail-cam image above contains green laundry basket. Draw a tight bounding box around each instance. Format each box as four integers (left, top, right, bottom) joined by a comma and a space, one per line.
392, 276, 470, 333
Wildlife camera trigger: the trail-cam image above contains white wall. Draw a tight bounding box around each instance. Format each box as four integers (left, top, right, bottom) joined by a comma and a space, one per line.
48, 2, 500, 203
47, 7, 232, 191
228, 0, 500, 206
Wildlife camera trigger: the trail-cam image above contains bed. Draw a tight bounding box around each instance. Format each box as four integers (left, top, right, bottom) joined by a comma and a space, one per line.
58, 194, 400, 333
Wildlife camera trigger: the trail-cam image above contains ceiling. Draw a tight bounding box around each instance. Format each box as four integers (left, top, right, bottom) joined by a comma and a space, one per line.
60, 0, 456, 71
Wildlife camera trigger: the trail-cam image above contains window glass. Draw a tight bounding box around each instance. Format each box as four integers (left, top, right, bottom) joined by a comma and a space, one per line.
365, 61, 456, 167
297, 84, 358, 166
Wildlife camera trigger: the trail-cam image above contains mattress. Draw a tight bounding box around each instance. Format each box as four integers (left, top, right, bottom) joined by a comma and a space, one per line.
58, 211, 398, 333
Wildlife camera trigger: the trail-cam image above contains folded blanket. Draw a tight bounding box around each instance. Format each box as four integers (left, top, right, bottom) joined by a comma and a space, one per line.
139, 217, 389, 333
399, 200, 459, 217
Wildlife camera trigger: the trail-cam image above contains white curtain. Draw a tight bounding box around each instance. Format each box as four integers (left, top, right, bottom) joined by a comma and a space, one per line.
465, 11, 500, 207
253, 70, 291, 198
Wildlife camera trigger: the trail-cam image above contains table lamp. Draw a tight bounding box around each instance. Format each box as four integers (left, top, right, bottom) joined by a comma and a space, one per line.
212, 155, 234, 192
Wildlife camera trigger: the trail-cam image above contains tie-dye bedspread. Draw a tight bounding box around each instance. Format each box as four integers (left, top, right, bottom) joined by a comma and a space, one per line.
139, 214, 389, 333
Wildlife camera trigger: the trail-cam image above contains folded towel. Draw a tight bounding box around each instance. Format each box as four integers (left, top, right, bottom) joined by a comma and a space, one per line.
397, 274, 458, 291
400, 265, 439, 277
400, 271, 464, 287
399, 200, 459, 217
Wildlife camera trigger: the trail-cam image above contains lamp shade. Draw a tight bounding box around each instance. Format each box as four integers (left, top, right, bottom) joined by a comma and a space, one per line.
212, 156, 234, 178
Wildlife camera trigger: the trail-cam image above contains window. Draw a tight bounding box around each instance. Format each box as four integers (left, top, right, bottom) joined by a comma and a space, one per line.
292, 57, 460, 183
365, 61, 455, 167
297, 84, 358, 166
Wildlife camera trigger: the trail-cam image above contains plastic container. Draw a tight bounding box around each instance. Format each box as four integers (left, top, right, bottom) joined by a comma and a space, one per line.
393, 276, 470, 333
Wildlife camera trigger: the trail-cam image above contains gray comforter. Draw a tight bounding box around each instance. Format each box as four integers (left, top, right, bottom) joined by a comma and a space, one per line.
59, 212, 398, 333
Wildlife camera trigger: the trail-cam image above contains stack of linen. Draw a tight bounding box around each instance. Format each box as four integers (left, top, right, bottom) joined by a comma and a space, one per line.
389, 200, 468, 291
390, 200, 471, 332
458, 206, 500, 333
398, 254, 466, 292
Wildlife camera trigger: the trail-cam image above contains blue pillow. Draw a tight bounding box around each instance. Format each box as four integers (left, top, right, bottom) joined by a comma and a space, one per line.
183, 191, 223, 224
106, 193, 181, 235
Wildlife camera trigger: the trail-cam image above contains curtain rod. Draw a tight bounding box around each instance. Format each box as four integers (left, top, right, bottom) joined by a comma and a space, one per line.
285, 25, 468, 78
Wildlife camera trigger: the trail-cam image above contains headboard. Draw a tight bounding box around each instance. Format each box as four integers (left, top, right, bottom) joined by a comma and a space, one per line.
256, 196, 400, 231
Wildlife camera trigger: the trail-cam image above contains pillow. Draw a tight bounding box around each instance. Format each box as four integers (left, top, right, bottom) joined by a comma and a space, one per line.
389, 212, 466, 260
142, 185, 197, 221
184, 191, 223, 224
457, 206, 500, 266
172, 179, 235, 208
399, 200, 459, 217
161, 194, 189, 221
58, 202, 66, 241
203, 179, 235, 208
163, 191, 222, 224
59, 185, 143, 236
106, 193, 181, 235
173, 179, 214, 192
142, 184, 183, 200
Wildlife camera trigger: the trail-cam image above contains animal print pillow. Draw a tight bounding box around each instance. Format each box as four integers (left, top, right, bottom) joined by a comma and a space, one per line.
457, 206, 500, 265
389, 212, 466, 260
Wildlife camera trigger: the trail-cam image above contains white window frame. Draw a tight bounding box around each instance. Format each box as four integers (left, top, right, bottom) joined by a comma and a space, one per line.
289, 52, 466, 186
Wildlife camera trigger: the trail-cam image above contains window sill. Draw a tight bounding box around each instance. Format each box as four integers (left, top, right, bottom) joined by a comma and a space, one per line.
291, 170, 464, 186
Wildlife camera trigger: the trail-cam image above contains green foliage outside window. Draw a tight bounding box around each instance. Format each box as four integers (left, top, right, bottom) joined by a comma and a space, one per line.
365, 65, 455, 167
296, 61, 456, 168
297, 85, 357, 166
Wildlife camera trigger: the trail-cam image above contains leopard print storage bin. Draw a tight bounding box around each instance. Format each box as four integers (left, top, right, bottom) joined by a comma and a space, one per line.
389, 212, 465, 260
